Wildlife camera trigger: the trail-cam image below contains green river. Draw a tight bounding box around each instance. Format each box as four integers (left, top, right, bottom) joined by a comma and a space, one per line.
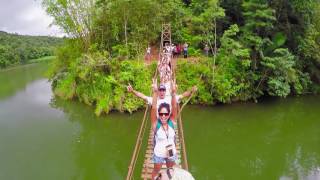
0, 63, 319, 180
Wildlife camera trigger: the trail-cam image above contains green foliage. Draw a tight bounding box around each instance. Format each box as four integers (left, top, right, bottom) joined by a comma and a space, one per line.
0, 31, 63, 68
214, 25, 253, 102
46, 0, 320, 115
29, 56, 56, 64
298, 24, 320, 84
42, 0, 93, 49
189, 0, 225, 48
262, 48, 311, 97
51, 50, 155, 115
53, 71, 76, 99
261, 49, 295, 97
176, 58, 213, 104
187, 47, 201, 56
240, 0, 276, 59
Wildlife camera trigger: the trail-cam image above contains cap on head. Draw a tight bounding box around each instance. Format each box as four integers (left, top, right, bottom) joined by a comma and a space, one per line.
159, 84, 166, 90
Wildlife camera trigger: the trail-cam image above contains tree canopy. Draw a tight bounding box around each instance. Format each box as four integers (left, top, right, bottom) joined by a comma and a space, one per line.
43, 0, 320, 115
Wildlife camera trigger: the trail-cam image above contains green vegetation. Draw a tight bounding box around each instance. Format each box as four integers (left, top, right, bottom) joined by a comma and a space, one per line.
43, 0, 320, 115
0, 31, 63, 68
29, 56, 57, 64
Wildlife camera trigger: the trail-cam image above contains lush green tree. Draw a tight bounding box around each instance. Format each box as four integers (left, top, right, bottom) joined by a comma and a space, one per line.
43, 0, 94, 50
214, 24, 252, 102
43, 0, 320, 114
240, 0, 276, 70
189, 0, 225, 48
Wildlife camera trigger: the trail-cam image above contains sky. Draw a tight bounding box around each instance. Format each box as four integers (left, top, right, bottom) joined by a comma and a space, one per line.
0, 0, 65, 37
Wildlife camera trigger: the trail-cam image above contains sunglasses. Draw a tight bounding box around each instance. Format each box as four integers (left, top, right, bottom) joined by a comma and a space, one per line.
159, 112, 170, 116
159, 89, 166, 91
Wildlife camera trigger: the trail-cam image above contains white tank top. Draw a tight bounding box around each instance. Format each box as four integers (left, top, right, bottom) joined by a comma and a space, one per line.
154, 123, 177, 158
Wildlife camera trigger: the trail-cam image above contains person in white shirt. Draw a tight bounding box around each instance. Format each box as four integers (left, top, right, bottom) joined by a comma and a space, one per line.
127, 82, 197, 114
150, 80, 177, 179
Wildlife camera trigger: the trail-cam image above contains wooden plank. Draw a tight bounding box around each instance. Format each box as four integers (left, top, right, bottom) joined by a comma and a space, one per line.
141, 126, 182, 180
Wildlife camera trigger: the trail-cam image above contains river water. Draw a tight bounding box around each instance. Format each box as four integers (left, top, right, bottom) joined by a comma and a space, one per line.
0, 63, 319, 180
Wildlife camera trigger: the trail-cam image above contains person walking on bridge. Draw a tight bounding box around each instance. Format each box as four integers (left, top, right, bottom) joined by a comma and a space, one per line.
150, 80, 177, 179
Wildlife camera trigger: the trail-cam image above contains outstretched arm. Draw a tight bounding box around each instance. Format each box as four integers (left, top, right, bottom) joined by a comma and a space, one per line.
127, 84, 149, 101
150, 79, 158, 128
180, 85, 197, 99
171, 80, 177, 123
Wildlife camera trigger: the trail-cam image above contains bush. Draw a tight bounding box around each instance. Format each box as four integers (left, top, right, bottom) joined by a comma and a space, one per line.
187, 47, 201, 56
51, 50, 155, 115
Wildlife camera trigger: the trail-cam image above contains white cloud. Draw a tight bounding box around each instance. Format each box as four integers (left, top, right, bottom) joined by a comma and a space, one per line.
0, 0, 65, 37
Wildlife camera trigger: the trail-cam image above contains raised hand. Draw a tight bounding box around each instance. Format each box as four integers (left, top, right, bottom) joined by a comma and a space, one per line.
192, 86, 198, 93
171, 79, 177, 94
127, 84, 133, 92
152, 78, 158, 92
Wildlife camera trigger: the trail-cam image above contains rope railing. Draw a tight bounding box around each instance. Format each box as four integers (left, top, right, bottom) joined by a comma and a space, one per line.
126, 105, 149, 180
178, 105, 189, 171
126, 55, 159, 180
126, 31, 163, 180
172, 57, 195, 172
126, 23, 191, 179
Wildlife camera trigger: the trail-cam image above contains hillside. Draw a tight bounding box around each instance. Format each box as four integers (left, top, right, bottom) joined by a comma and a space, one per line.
0, 31, 64, 68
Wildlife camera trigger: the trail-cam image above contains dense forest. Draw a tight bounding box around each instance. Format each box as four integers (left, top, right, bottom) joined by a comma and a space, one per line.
43, 0, 320, 115
0, 31, 63, 68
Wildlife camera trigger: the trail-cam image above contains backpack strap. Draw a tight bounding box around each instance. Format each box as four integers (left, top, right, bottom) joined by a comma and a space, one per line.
167, 119, 174, 129
153, 119, 162, 150
155, 119, 162, 131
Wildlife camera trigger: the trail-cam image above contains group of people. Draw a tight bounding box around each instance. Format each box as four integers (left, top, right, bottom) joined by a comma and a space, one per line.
146, 42, 190, 61
146, 43, 211, 63
128, 42, 196, 179
170, 43, 189, 58
159, 43, 174, 85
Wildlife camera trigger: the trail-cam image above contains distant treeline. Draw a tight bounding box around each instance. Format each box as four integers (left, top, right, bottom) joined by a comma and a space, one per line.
0, 31, 63, 68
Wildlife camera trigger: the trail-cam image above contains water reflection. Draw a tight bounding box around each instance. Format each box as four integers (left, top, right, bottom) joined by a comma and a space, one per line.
0, 63, 142, 180
182, 97, 320, 180
0, 78, 62, 122
1, 63, 320, 180
0, 63, 48, 99
281, 146, 320, 180
50, 97, 142, 180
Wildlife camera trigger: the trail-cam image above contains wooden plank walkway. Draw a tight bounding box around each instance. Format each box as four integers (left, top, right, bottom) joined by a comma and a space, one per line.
141, 126, 182, 179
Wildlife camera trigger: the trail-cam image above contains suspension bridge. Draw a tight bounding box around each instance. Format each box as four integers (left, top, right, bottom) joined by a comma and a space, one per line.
126, 24, 189, 180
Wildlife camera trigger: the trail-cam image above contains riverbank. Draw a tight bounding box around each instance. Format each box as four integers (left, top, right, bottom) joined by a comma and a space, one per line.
0, 56, 55, 72
28, 56, 56, 64
49, 52, 319, 116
